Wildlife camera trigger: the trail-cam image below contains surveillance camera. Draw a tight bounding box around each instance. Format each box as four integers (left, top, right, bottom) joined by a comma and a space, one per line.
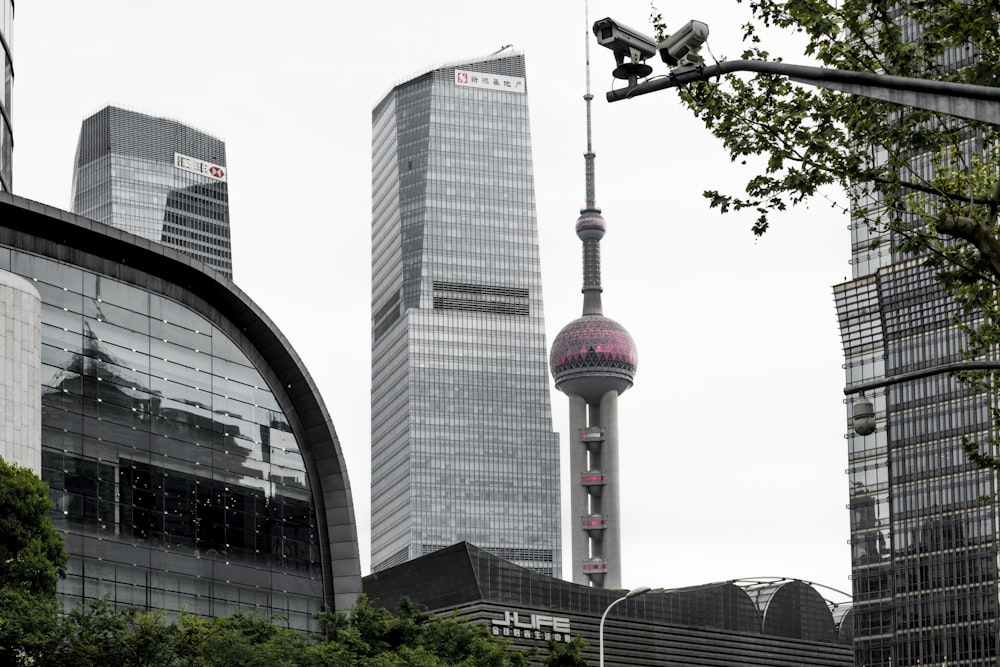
593, 17, 657, 80
659, 20, 710, 67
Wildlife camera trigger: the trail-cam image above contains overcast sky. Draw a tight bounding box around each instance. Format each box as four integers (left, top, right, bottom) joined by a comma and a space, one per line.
13, 1, 852, 599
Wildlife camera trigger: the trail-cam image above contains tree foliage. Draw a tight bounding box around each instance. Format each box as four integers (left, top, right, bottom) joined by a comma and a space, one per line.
653, 0, 1000, 247
0, 463, 540, 666
652, 1, 1000, 456
11, 594, 537, 666
0, 458, 67, 665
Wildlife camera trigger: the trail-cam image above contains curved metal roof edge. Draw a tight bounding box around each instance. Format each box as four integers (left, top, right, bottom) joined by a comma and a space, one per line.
0, 192, 363, 610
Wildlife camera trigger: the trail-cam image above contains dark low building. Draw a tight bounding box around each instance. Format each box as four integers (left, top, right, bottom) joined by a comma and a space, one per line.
364, 542, 852, 666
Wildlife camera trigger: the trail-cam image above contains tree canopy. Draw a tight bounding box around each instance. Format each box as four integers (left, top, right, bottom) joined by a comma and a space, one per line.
0, 458, 67, 666
4, 593, 544, 667
653, 0, 1000, 258
651, 1, 1000, 454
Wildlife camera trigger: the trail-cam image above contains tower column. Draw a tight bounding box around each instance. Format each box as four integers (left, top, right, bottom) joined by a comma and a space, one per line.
0, 270, 42, 473
599, 390, 621, 590
569, 396, 591, 585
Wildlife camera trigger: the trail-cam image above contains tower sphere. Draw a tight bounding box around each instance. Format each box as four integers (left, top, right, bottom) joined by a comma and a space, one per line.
550, 314, 637, 402
576, 208, 606, 241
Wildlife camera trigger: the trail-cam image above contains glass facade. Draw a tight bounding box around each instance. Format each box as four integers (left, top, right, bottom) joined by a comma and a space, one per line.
836, 9, 1000, 665
370, 51, 561, 576
71, 106, 233, 277
0, 194, 362, 629
0, 0, 12, 192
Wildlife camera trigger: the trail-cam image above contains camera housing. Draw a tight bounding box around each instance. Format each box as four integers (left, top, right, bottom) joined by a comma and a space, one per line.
593, 17, 657, 80
659, 20, 710, 67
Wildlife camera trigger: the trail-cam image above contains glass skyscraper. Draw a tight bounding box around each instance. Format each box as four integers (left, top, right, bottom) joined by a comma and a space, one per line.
370, 50, 561, 576
0, 0, 12, 192
836, 9, 999, 665
71, 106, 233, 278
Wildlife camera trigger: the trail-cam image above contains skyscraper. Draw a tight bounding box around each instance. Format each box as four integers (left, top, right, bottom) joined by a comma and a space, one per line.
71, 106, 233, 278
549, 32, 637, 590
836, 9, 999, 666
370, 49, 561, 576
0, 0, 12, 192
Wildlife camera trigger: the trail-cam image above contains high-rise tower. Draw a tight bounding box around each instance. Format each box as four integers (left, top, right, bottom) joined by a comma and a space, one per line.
71, 106, 233, 278
550, 22, 638, 589
835, 7, 1000, 665
0, 0, 12, 192
370, 49, 562, 576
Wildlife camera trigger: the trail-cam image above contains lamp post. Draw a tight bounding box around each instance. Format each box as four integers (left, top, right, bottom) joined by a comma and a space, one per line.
599, 586, 651, 667
594, 15, 1000, 126
604, 58, 1000, 125
846, 360, 1000, 436
594, 17, 1000, 436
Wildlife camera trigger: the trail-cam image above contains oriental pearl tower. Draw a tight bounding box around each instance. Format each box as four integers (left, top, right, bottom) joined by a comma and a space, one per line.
549, 15, 637, 589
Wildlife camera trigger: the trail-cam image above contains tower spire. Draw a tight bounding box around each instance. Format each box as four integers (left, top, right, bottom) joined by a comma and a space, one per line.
577, 0, 607, 316
584, 0, 596, 211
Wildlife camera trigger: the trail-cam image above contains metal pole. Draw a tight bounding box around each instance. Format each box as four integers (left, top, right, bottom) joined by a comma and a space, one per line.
605, 59, 1000, 125
844, 360, 1000, 395
599, 586, 651, 666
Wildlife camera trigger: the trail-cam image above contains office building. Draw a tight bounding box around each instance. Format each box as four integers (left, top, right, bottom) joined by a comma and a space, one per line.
370, 49, 561, 576
364, 542, 854, 667
549, 42, 637, 589
0, 0, 11, 192
835, 9, 998, 666
71, 106, 233, 278
0, 192, 362, 629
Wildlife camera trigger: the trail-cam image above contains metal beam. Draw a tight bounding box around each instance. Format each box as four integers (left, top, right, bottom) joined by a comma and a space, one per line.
607, 59, 1000, 125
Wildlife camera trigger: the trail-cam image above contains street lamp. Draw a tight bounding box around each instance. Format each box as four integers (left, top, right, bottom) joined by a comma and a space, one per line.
593, 16, 1000, 436
845, 360, 1000, 435
594, 18, 1000, 125
599, 586, 651, 667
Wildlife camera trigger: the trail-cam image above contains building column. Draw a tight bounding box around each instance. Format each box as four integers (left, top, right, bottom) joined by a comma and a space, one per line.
0, 270, 42, 473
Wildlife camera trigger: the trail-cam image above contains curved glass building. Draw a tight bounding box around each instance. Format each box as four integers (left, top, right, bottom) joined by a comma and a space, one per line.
0, 0, 12, 192
370, 50, 561, 576
0, 192, 361, 628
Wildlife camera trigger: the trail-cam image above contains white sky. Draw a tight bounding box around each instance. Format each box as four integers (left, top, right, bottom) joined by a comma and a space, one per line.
13, 1, 853, 599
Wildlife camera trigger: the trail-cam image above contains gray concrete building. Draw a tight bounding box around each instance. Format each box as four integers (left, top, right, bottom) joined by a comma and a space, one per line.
0, 269, 41, 471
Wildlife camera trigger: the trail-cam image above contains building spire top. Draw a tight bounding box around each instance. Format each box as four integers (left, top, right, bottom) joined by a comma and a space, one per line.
577, 0, 607, 316
583, 0, 597, 211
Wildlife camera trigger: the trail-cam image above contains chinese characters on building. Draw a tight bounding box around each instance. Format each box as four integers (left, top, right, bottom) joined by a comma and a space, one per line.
455, 69, 526, 94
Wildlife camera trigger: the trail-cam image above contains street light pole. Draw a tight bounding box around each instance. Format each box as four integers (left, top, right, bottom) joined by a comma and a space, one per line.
847, 360, 1000, 436
599, 586, 651, 667
605, 58, 1000, 125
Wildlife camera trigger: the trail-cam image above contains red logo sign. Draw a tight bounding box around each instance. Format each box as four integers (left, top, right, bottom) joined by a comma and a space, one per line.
209, 166, 225, 178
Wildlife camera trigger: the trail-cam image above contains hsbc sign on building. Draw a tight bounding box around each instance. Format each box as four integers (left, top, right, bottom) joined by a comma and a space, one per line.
174, 152, 227, 182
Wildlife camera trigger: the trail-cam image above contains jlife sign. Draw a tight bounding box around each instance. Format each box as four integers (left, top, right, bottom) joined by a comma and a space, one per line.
490, 610, 573, 643
174, 153, 227, 182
